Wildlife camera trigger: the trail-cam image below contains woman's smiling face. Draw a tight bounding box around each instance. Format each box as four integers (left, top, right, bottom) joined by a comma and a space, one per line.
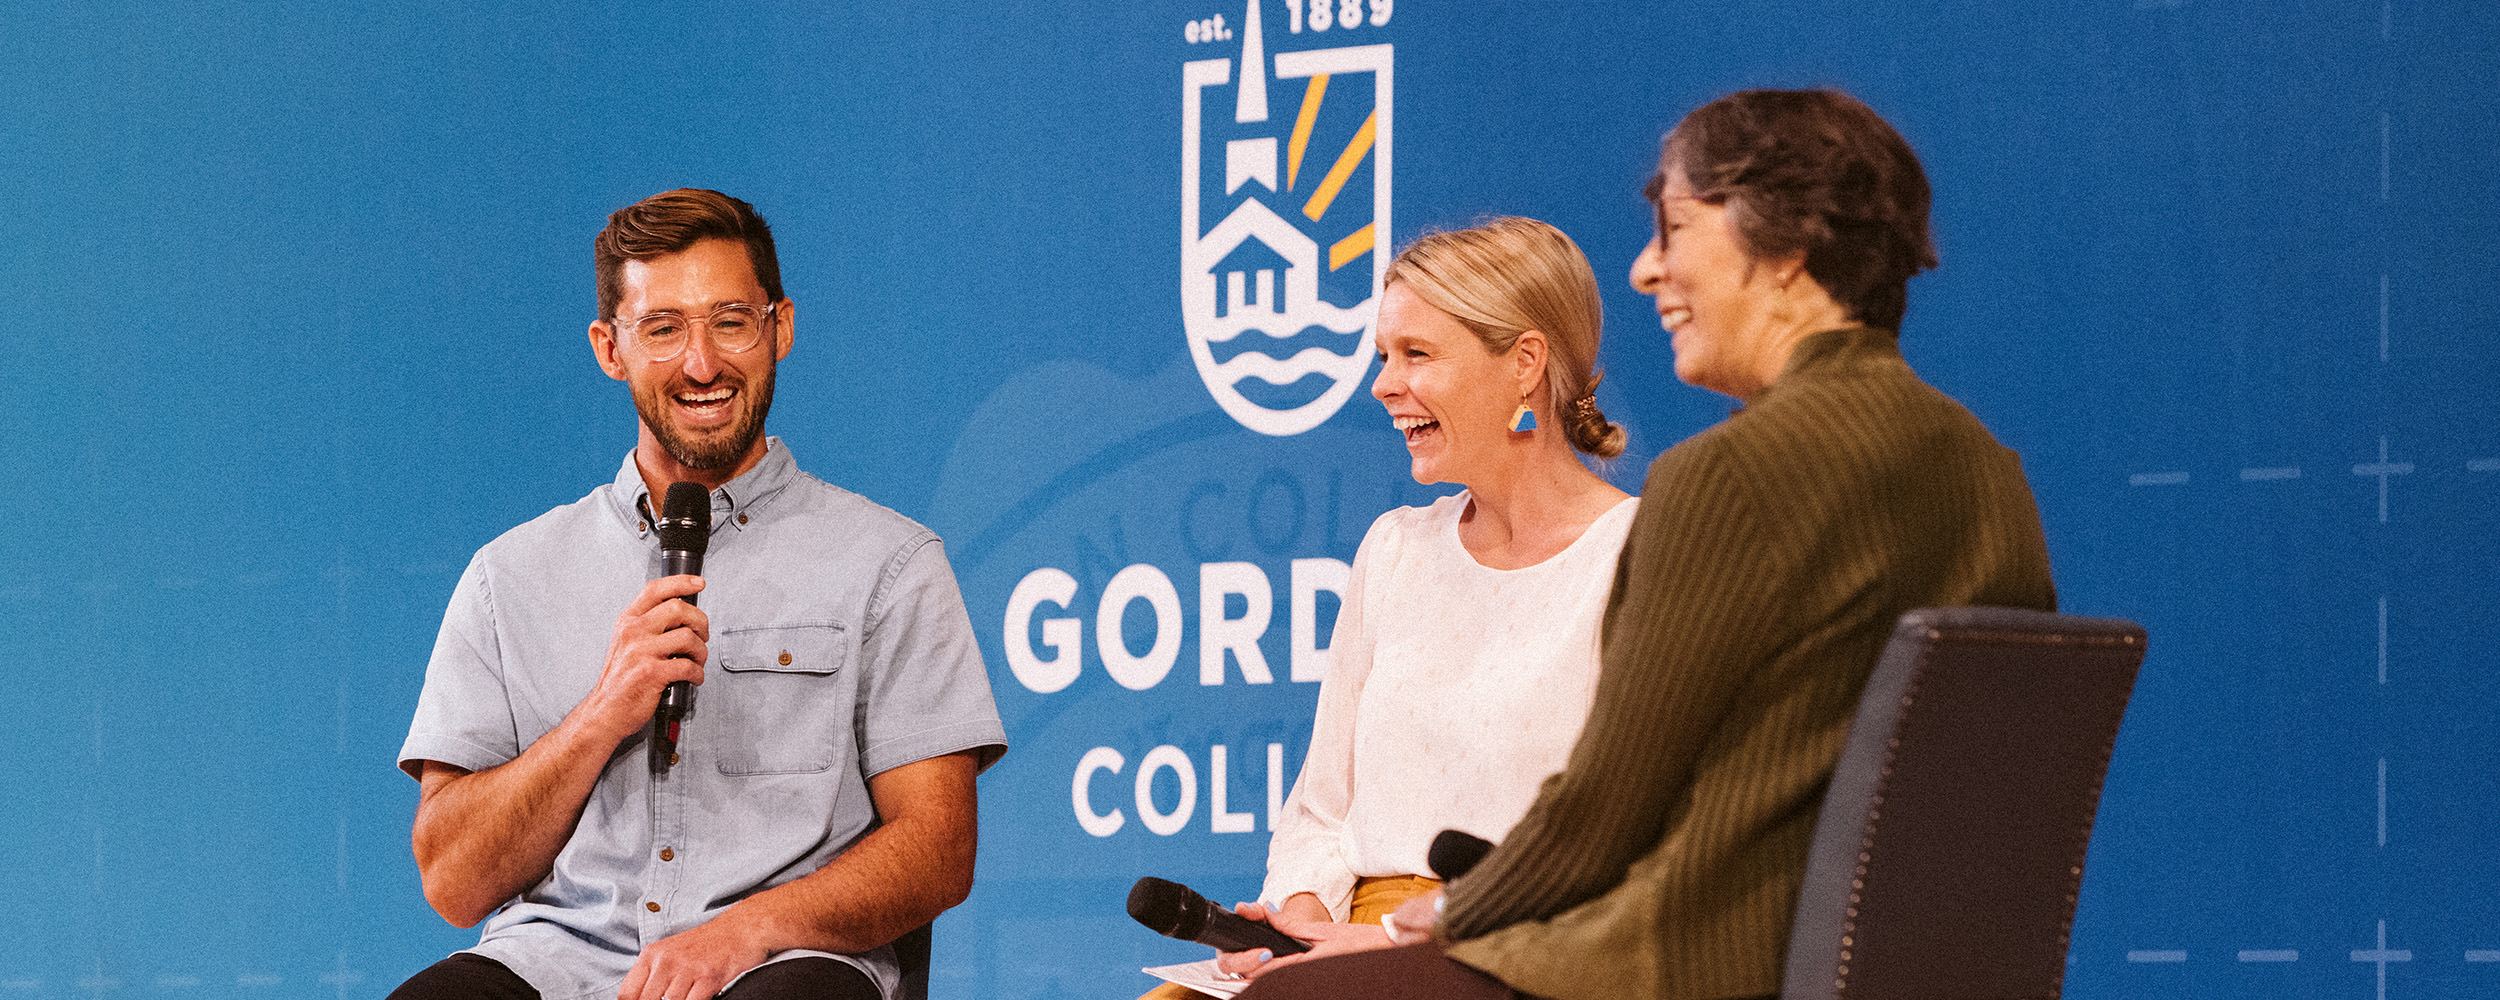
1370, 282, 1532, 486
1630, 166, 1795, 398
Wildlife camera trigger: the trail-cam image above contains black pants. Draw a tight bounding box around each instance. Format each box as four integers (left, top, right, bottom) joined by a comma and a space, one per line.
386, 953, 880, 1000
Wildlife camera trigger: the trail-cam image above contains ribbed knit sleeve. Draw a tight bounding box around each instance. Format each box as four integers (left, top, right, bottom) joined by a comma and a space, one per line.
1433, 327, 2056, 1000
1437, 430, 1787, 937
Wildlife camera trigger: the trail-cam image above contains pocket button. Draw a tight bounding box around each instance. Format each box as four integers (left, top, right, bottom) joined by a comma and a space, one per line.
779, 652, 792, 665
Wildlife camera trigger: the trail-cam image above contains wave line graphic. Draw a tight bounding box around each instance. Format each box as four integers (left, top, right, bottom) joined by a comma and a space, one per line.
1212, 345, 1369, 385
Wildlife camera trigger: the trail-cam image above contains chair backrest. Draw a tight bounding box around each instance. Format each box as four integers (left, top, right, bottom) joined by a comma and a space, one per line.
1780, 606, 2146, 1000
893, 921, 931, 1000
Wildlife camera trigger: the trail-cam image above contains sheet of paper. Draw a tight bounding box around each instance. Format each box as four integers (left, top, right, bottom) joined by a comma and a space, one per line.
1142, 958, 1248, 998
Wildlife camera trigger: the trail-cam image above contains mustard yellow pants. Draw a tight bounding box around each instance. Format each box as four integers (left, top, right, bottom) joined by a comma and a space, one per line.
1138, 874, 1443, 1000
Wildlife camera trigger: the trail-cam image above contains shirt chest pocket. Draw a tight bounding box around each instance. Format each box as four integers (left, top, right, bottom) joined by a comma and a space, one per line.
708, 622, 850, 776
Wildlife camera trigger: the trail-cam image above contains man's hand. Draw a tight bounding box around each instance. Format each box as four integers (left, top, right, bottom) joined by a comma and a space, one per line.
411, 574, 712, 927
618, 911, 770, 1000
577, 575, 711, 744
596, 752, 982, 994
1212, 900, 1397, 980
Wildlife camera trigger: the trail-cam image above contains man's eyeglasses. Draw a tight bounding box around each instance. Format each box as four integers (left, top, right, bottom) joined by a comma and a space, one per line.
613, 302, 777, 362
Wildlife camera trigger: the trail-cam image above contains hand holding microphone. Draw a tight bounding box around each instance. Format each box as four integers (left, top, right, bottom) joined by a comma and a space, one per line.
1127, 877, 1311, 956
579, 483, 713, 763
583, 574, 706, 751
649, 482, 711, 771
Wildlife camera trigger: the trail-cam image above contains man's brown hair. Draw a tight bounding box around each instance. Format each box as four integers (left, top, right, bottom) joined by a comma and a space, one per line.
594, 189, 784, 320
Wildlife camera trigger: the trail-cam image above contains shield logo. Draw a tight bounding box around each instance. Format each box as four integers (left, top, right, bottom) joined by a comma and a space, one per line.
1181, 1, 1392, 437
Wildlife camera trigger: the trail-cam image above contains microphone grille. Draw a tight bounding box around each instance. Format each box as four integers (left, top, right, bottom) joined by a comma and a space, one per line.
1428, 829, 1495, 881
658, 481, 712, 553
1126, 877, 1188, 934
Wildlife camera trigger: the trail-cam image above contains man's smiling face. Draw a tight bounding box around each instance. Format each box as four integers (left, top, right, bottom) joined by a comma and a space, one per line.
594, 237, 791, 477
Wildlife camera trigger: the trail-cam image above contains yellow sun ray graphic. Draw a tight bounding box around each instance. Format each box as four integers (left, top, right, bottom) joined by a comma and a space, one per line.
1287, 74, 1328, 190
1329, 223, 1375, 271
1302, 110, 1375, 221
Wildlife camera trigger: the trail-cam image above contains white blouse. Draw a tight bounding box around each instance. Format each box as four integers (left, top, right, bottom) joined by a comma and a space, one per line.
1261, 491, 1640, 919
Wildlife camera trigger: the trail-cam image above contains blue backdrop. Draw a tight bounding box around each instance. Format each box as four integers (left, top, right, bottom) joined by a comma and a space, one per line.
3, 2, 2495, 998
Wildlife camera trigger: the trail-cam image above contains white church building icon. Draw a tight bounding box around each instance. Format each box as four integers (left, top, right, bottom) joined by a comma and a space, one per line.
1179, 0, 1393, 437
1211, 234, 1291, 318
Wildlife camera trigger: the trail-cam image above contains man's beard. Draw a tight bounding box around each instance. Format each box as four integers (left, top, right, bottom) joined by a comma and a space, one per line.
636, 363, 776, 471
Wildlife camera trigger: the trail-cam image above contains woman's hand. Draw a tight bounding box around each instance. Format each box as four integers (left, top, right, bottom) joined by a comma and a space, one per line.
1211, 899, 1400, 980
1380, 888, 1441, 946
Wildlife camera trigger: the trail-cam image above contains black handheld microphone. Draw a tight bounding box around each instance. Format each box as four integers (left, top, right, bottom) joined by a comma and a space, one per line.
1126, 877, 1311, 956
1428, 829, 1495, 881
651, 481, 710, 772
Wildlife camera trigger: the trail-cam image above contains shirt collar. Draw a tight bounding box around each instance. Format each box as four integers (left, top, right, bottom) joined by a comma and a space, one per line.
1777, 325, 1900, 379
1725, 326, 1900, 413
610, 436, 799, 539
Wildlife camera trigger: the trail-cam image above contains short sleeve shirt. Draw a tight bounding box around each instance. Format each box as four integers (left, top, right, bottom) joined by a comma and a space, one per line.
399, 439, 1007, 1000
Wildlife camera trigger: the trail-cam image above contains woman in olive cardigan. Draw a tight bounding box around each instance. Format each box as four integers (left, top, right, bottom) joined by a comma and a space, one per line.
1236, 88, 2055, 1000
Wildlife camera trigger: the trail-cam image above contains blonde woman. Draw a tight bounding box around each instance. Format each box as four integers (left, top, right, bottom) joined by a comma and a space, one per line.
1151, 217, 1638, 995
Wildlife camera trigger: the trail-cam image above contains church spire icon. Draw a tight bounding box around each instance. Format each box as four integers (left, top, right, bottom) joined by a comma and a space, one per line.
1235, 0, 1268, 123
1182, 10, 1392, 435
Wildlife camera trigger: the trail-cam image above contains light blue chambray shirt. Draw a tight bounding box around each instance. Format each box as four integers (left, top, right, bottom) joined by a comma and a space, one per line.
399, 439, 1007, 1000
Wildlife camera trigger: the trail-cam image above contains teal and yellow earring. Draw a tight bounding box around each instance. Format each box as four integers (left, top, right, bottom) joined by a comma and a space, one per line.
1508, 404, 1537, 432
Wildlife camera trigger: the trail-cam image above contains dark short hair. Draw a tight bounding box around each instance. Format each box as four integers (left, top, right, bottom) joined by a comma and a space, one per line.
594, 189, 784, 320
1647, 89, 1937, 332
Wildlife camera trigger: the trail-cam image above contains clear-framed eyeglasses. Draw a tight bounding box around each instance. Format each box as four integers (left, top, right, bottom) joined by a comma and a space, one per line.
614, 302, 777, 362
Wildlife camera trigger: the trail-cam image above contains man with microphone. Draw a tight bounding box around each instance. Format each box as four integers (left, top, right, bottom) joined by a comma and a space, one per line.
392, 189, 1006, 1000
